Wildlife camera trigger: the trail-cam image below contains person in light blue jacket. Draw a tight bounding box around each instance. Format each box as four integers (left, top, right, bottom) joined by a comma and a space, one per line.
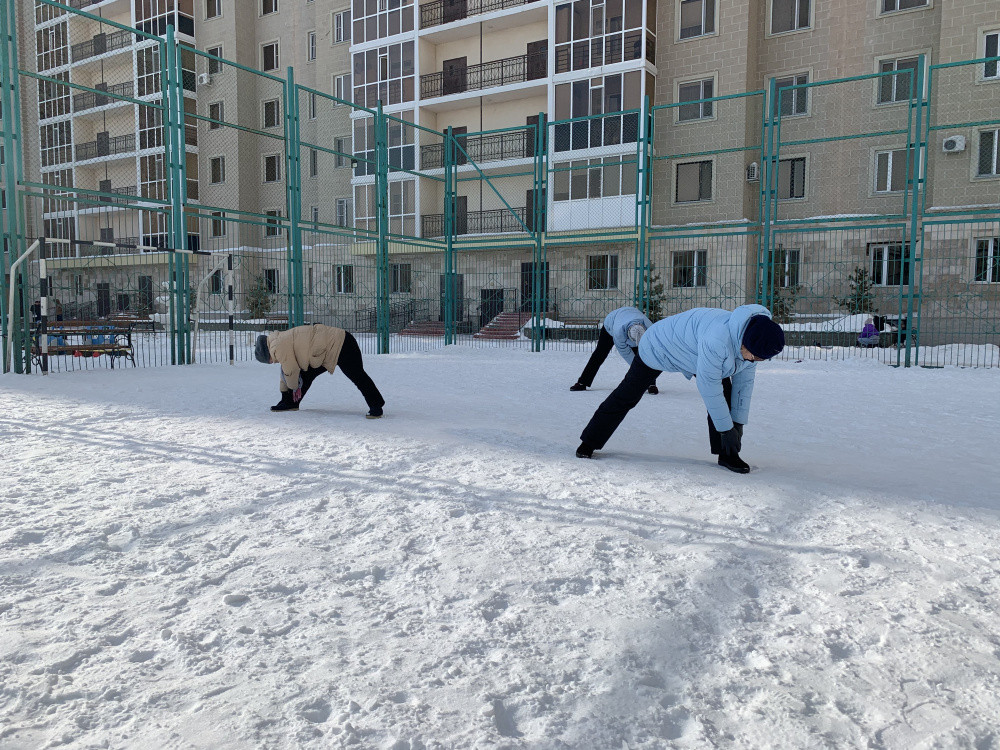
570, 306, 659, 395
576, 304, 785, 473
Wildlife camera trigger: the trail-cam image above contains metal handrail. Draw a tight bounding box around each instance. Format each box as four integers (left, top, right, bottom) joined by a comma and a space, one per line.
420, 51, 546, 99
72, 81, 134, 112
74, 133, 135, 161
422, 206, 528, 237
419, 0, 531, 29
420, 129, 531, 169
70, 29, 136, 62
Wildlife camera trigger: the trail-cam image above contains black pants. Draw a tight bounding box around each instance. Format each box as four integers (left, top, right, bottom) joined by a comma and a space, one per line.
577, 328, 658, 388
707, 377, 733, 455
580, 355, 661, 449
297, 332, 385, 411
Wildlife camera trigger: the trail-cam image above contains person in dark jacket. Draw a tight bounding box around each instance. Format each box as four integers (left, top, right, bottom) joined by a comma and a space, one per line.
254, 324, 385, 417
570, 306, 659, 395
575, 305, 784, 473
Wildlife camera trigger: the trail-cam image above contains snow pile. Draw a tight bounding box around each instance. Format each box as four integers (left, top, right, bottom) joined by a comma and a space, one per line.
2, 350, 999, 749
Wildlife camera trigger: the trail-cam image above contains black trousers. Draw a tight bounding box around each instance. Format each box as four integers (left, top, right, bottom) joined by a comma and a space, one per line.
577, 328, 659, 388
580, 355, 662, 449
707, 377, 734, 455
296, 332, 385, 411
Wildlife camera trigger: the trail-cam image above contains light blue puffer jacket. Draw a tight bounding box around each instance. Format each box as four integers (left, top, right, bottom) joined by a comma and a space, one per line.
637, 304, 774, 431
603, 306, 654, 365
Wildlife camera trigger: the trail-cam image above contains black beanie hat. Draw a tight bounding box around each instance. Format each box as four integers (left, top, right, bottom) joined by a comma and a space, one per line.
742, 315, 785, 360
254, 334, 271, 364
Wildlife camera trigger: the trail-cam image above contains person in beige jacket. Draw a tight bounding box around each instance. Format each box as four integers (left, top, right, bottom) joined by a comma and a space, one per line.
254, 324, 385, 417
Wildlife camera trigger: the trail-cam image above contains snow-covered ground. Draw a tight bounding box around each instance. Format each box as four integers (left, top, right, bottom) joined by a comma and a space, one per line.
2, 348, 999, 749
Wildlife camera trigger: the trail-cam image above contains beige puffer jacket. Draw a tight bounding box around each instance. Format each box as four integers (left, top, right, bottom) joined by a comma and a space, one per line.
267, 324, 347, 392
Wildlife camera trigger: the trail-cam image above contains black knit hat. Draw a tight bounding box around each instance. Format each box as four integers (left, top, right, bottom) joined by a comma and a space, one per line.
742, 316, 784, 360
254, 334, 271, 364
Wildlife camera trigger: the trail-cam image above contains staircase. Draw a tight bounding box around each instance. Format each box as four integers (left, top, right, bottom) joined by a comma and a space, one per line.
473, 311, 533, 340
398, 320, 446, 337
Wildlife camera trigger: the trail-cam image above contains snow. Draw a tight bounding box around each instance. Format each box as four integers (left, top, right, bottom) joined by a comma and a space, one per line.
2, 348, 1000, 749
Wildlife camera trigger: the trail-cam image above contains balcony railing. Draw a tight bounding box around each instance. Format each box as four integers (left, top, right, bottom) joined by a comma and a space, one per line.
419, 0, 531, 29
75, 132, 135, 161
97, 185, 137, 204
73, 81, 133, 113
71, 29, 136, 63
420, 129, 532, 169
422, 206, 529, 237
420, 51, 546, 99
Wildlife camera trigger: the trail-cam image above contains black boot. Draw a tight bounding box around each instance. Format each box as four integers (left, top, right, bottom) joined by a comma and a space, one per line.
576, 442, 595, 458
270, 392, 298, 412
570, 382, 587, 391
647, 385, 658, 395
718, 452, 750, 473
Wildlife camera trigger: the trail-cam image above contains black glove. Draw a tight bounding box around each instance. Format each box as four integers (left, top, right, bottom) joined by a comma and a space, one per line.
720, 423, 743, 455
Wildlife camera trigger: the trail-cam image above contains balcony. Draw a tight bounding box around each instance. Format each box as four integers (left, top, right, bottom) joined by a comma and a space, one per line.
419, 0, 531, 29
94, 184, 137, 205
75, 132, 135, 162
422, 206, 529, 237
420, 51, 546, 100
420, 129, 532, 169
73, 81, 133, 113
71, 29, 136, 63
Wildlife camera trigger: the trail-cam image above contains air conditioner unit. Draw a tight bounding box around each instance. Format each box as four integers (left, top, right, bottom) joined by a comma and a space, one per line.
942, 134, 966, 153
746, 161, 760, 182
198, 73, 212, 86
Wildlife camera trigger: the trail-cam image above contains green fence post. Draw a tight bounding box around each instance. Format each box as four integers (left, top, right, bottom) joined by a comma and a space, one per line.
759, 77, 779, 310
534, 113, 549, 350
634, 95, 652, 314
164, 28, 179, 364
375, 102, 390, 353
903, 55, 926, 368
285, 68, 304, 327
442, 125, 455, 345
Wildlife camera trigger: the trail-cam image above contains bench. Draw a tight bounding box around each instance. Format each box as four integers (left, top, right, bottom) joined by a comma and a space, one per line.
523, 318, 602, 341
107, 312, 157, 333
32, 319, 135, 369
264, 313, 290, 330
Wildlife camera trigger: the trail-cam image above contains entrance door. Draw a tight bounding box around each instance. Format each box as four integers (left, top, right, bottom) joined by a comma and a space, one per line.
443, 57, 467, 95
454, 195, 468, 235
439, 273, 464, 322
452, 126, 468, 166
525, 189, 535, 233
480, 288, 504, 328
96, 283, 111, 318
525, 115, 539, 158
520, 261, 549, 312
526, 40, 547, 80
443, 0, 467, 23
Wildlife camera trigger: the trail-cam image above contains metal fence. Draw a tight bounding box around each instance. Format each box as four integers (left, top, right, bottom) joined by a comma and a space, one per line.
2, 0, 999, 374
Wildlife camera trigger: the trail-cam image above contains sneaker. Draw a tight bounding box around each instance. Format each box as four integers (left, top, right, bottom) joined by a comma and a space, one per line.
270, 401, 299, 412
366, 409, 383, 419
570, 382, 587, 391
647, 385, 659, 395
718, 452, 750, 473
576, 442, 594, 459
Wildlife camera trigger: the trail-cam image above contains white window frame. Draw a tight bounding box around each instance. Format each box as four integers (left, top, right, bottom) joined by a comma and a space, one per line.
868, 242, 911, 287
307, 31, 317, 62
675, 74, 716, 123
878, 0, 929, 16
264, 209, 283, 237
777, 155, 807, 200
205, 0, 222, 20
264, 268, 279, 293
768, 0, 811, 36
334, 10, 351, 44
309, 148, 319, 178
335, 137, 349, 167
875, 52, 928, 106
976, 128, 1000, 178
676, 0, 716, 41
310, 205, 319, 225
211, 210, 226, 237
873, 147, 909, 194
262, 98, 281, 129
263, 153, 282, 183
674, 158, 714, 204
335, 264, 354, 294
771, 246, 801, 288
772, 70, 810, 117
586, 253, 619, 290
390, 263, 411, 294
334, 73, 351, 103
261, 41, 279, 72
308, 92, 317, 120
336, 197, 352, 227
982, 30, 1000, 82
261, 0, 278, 16
974, 237, 1000, 283
209, 154, 226, 184
208, 101, 223, 130
671, 249, 708, 288
206, 45, 223, 75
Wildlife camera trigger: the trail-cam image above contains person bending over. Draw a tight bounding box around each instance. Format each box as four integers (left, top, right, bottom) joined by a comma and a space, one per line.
570, 305, 660, 395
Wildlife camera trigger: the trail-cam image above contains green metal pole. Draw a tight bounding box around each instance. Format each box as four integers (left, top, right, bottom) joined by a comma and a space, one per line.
285, 68, 304, 327
903, 56, 926, 368
164, 29, 187, 364
443, 125, 455, 346
375, 103, 390, 353
535, 112, 548, 351
0, 0, 13, 373
635, 96, 652, 314
759, 77, 779, 311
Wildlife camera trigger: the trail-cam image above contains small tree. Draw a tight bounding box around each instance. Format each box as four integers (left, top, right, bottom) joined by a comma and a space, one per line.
834, 266, 878, 315
770, 284, 800, 324
246, 274, 273, 319
639, 263, 666, 322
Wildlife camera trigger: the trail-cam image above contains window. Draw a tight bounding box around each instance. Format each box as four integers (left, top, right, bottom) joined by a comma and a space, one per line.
335, 73, 351, 102
265, 210, 283, 237
675, 160, 712, 202
774, 72, 808, 116
309, 149, 319, 177
210, 155, 226, 183
263, 154, 282, 182
264, 268, 279, 293
262, 42, 279, 71
351, 0, 411, 45
206, 0, 221, 19
390, 263, 412, 293
553, 71, 642, 151
307, 31, 316, 61
881, 0, 927, 12
335, 137, 349, 167
975, 237, 1000, 283
869, 243, 911, 286
771, 0, 809, 34
211, 211, 226, 237
875, 149, 907, 193
335, 265, 354, 294
587, 254, 619, 290
553, 156, 637, 201
207, 45, 222, 75
350, 42, 415, 108
336, 198, 352, 227
308, 93, 317, 119
263, 98, 281, 128
262, 0, 277, 14
878, 56, 919, 104
672, 249, 708, 288
770, 246, 800, 288
984, 32, 1000, 80
679, 0, 714, 39
678, 78, 714, 122
208, 101, 223, 129
334, 10, 351, 43
555, 0, 645, 73
210, 270, 223, 294
310, 205, 319, 224
978, 129, 999, 177
777, 157, 806, 199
